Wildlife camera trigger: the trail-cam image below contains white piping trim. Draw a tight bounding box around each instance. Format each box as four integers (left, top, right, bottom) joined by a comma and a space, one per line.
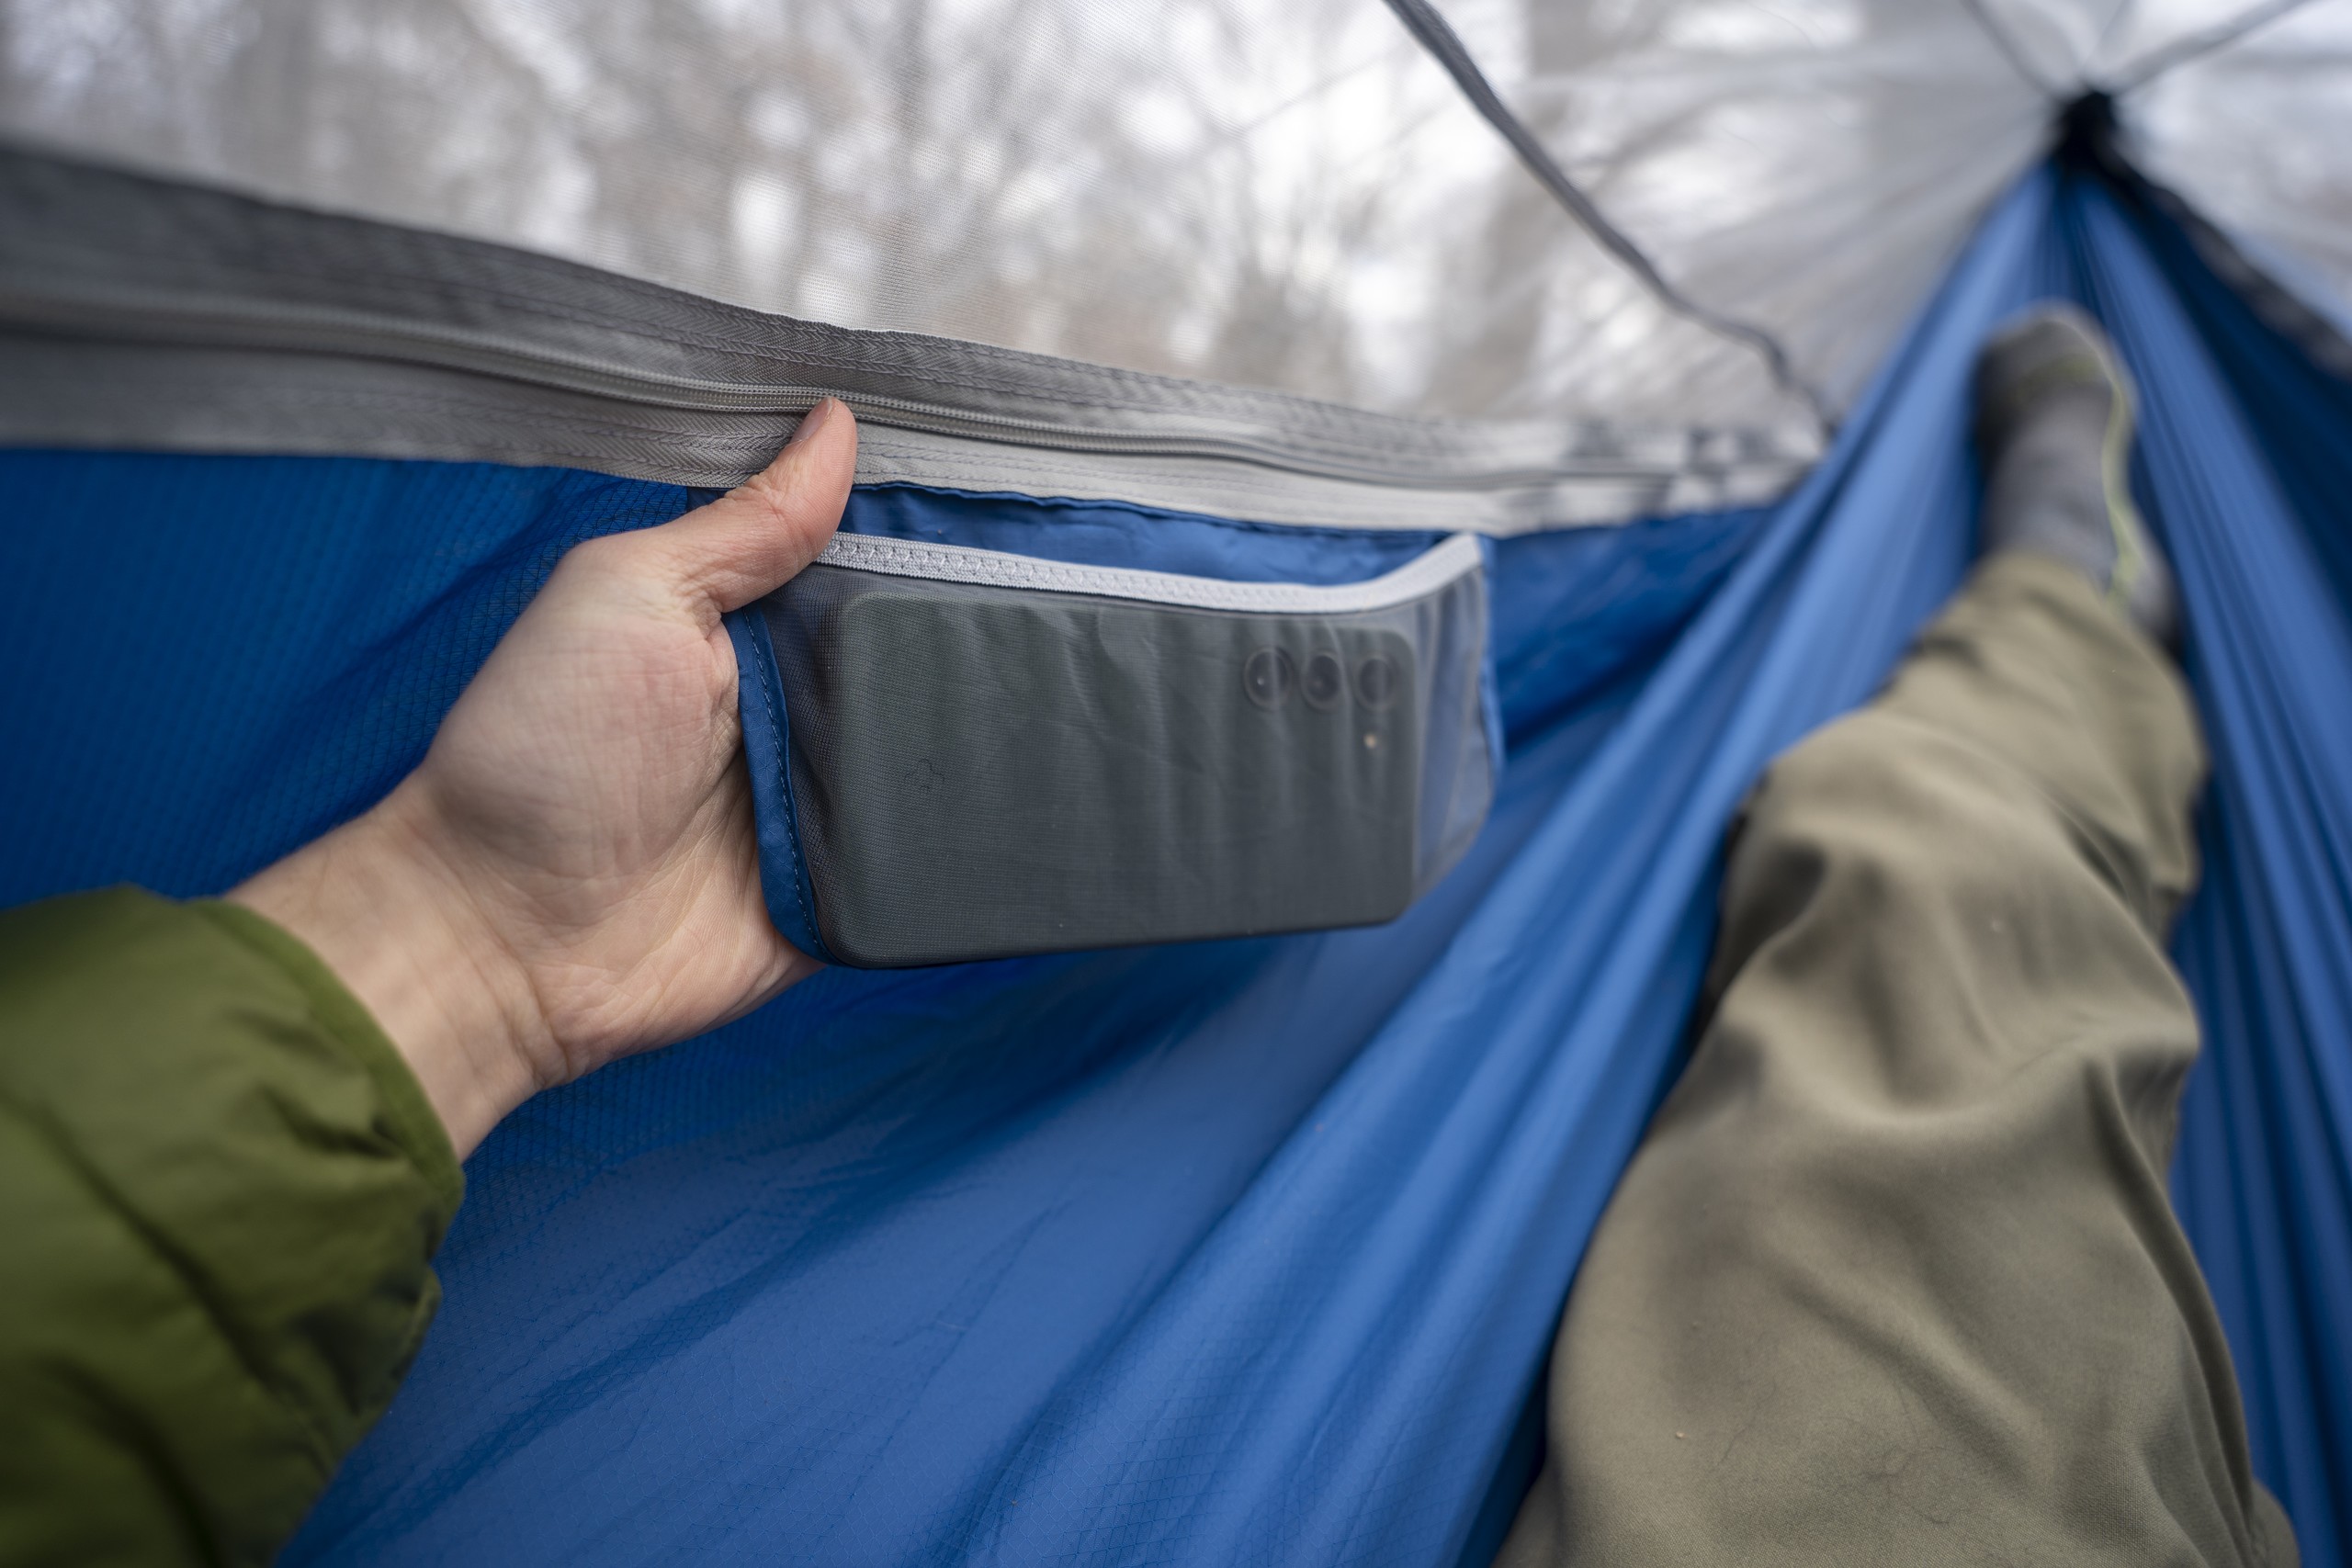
812, 531, 1484, 615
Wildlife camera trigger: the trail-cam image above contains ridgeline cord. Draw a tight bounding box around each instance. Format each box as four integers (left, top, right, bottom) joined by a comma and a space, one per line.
1376, 0, 1838, 436
2109, 0, 2331, 91
1958, 0, 2067, 97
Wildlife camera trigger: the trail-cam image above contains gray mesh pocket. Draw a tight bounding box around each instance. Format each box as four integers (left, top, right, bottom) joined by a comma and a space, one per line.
756, 534, 1492, 967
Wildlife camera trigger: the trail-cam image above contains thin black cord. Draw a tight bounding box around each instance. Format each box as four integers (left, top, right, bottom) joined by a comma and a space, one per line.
1375, 0, 1837, 434
2110, 0, 2331, 89
1956, 0, 2067, 97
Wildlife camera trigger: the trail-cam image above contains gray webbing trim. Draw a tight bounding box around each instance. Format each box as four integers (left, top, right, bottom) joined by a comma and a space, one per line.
0, 142, 1815, 533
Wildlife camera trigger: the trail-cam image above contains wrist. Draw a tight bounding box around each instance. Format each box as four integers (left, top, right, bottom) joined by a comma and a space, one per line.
229, 786, 553, 1158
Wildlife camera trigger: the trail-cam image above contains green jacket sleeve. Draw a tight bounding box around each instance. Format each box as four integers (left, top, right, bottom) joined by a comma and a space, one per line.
0, 887, 463, 1567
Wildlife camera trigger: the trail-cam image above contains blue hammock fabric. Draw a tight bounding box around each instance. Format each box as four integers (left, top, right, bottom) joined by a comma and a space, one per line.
0, 162, 2344, 1566
2087, 192, 2352, 1559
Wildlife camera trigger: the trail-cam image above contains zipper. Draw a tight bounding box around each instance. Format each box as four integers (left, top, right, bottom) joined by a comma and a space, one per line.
0, 279, 1762, 495
814, 531, 1483, 614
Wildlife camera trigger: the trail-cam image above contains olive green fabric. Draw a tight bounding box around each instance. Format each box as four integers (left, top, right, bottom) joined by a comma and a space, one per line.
0, 887, 462, 1567
1501, 553, 2299, 1566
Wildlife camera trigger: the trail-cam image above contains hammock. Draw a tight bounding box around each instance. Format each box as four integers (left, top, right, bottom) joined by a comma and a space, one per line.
0, 141, 2345, 1566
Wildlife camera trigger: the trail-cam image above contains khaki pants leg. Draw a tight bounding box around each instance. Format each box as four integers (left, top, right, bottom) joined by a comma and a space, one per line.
1498, 553, 2297, 1567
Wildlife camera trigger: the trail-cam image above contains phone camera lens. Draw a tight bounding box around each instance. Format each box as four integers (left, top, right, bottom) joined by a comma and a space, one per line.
1303, 651, 1345, 710
1354, 653, 1399, 710
1243, 647, 1295, 710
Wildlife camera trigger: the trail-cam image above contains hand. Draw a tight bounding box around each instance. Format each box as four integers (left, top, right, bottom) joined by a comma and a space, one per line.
232, 400, 858, 1157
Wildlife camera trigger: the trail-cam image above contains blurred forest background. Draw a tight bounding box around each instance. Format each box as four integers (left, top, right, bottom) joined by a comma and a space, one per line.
4, 0, 2344, 432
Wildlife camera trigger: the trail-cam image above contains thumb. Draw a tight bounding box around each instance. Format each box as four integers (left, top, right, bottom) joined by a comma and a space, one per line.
643, 399, 858, 614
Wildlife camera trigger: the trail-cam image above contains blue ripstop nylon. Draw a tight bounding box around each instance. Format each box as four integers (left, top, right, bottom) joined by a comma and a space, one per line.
724, 604, 837, 966
0, 163, 2342, 1565
2063, 185, 2352, 1562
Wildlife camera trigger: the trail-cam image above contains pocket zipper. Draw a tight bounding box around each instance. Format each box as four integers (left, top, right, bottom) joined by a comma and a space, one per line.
812, 532, 1483, 615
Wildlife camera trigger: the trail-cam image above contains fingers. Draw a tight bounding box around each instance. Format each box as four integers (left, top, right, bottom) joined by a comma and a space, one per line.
635, 399, 859, 614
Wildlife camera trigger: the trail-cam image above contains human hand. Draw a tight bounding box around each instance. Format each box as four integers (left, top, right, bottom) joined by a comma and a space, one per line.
232, 400, 857, 1157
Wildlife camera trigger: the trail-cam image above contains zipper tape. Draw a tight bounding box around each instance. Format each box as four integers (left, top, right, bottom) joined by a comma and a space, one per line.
813, 532, 1484, 614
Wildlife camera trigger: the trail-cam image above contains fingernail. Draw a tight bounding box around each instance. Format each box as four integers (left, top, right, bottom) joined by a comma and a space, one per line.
786, 398, 839, 448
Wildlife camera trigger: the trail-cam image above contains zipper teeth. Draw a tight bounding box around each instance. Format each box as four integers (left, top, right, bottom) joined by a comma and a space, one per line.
817, 531, 1484, 613
0, 284, 1783, 493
